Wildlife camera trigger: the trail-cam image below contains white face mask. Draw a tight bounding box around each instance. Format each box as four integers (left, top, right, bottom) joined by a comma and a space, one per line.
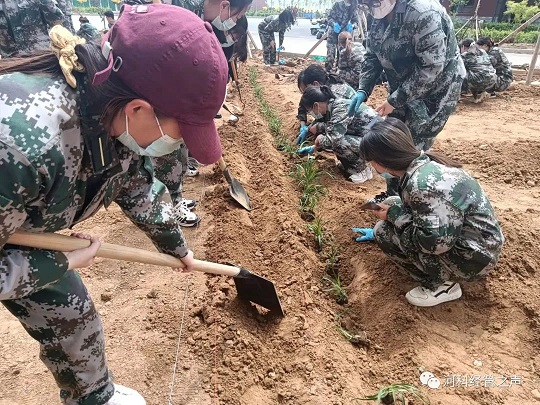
364, 0, 396, 19
222, 34, 236, 48
212, 6, 237, 31
117, 114, 182, 157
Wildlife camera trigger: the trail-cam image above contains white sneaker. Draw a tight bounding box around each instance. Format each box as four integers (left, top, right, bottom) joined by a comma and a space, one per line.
473, 92, 488, 104
349, 167, 373, 184
179, 198, 197, 210
406, 282, 462, 307
172, 204, 201, 227
105, 384, 146, 405
185, 166, 199, 177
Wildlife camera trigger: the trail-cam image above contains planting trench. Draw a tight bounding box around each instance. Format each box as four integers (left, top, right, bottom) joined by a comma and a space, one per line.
0, 60, 540, 405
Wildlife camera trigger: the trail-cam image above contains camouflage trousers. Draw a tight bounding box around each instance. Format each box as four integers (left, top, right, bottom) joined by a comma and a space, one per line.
490, 75, 512, 92
150, 143, 188, 206
374, 197, 495, 289
258, 30, 277, 64
325, 31, 339, 71
1, 271, 114, 405
335, 141, 368, 175
463, 75, 496, 96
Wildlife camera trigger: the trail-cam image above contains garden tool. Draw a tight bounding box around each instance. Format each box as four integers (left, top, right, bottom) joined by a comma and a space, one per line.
218, 157, 252, 211
8, 231, 283, 316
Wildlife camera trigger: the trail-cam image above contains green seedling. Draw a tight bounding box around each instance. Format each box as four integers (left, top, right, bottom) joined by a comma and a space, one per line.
355, 383, 430, 405
307, 218, 330, 250
325, 243, 340, 275
322, 274, 348, 304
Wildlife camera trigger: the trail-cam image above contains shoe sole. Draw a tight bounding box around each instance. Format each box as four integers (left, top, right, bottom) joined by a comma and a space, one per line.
178, 219, 201, 228
406, 287, 462, 307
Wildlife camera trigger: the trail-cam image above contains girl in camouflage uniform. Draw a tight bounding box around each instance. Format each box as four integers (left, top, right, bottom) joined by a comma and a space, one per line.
356, 118, 504, 307
460, 38, 497, 103
295, 64, 357, 145
299, 85, 377, 183
0, 5, 227, 404
476, 37, 513, 94
336, 31, 365, 89
257, 10, 295, 65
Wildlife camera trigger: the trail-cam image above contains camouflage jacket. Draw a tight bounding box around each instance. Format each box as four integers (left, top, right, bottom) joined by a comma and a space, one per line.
387, 154, 504, 267
314, 98, 378, 153
297, 77, 356, 123
56, 0, 74, 32
326, 0, 358, 33
337, 42, 365, 88
358, 0, 465, 137
0, 73, 187, 300
488, 46, 512, 81
461, 46, 497, 90
77, 22, 101, 42
0, 0, 64, 57
258, 15, 288, 46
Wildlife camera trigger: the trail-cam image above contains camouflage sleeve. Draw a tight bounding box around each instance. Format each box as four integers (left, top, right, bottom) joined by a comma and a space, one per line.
321, 101, 349, 150
114, 158, 189, 259
327, 3, 338, 27
0, 146, 69, 300
297, 101, 308, 123
39, 0, 65, 25
279, 29, 285, 47
387, 188, 464, 255
387, 10, 448, 109
357, 42, 383, 96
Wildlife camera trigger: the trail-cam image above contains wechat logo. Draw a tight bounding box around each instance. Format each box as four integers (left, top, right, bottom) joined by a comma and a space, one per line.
420, 371, 441, 389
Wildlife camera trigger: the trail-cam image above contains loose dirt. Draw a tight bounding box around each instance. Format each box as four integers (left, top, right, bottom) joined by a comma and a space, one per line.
1, 60, 539, 405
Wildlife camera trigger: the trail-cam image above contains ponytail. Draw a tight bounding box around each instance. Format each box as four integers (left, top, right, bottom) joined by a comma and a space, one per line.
300, 85, 335, 110
360, 118, 461, 170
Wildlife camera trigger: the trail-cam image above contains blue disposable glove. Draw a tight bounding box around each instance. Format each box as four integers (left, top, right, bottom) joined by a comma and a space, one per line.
297, 145, 315, 155
278, 59, 286, 65
352, 228, 375, 242
277, 46, 284, 52
346, 22, 353, 32
348, 91, 367, 116
296, 124, 309, 145
333, 22, 341, 33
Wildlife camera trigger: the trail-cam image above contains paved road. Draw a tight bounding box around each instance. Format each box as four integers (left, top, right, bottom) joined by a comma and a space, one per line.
73, 15, 539, 67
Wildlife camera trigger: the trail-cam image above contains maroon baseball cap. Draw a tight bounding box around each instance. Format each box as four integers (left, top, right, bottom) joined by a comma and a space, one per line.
93, 4, 228, 164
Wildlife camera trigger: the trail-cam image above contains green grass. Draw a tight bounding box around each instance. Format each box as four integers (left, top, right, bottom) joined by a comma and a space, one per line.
289, 159, 326, 212
322, 274, 348, 305
249, 66, 296, 157
354, 383, 430, 405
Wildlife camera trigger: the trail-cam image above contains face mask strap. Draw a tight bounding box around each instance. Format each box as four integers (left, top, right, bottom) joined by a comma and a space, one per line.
154, 114, 165, 138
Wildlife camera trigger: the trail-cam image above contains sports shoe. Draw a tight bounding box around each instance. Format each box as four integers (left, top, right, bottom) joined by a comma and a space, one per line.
172, 204, 201, 227
179, 198, 197, 210
185, 166, 199, 177
349, 167, 373, 184
405, 282, 462, 307
105, 384, 146, 405
370, 191, 389, 204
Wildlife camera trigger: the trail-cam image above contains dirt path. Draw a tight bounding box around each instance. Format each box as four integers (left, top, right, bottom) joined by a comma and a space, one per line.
1, 63, 539, 405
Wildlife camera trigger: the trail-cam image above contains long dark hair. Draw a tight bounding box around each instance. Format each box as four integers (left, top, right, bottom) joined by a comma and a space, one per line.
279, 9, 295, 27
229, 0, 253, 15
300, 85, 335, 110
360, 118, 461, 170
476, 36, 495, 49
0, 43, 143, 131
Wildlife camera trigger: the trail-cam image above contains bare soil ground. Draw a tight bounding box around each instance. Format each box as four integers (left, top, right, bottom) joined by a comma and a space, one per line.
1, 61, 539, 405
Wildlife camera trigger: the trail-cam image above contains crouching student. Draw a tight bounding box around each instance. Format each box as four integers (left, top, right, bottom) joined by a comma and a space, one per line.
298, 85, 377, 184
296, 64, 356, 145
336, 31, 365, 89
354, 118, 504, 307
476, 37, 513, 95
460, 38, 497, 103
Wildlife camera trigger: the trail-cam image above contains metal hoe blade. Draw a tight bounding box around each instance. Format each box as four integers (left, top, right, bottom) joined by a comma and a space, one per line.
223, 167, 252, 211
233, 268, 284, 316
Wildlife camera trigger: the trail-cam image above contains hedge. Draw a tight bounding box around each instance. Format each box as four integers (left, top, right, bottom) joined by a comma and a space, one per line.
73, 6, 112, 14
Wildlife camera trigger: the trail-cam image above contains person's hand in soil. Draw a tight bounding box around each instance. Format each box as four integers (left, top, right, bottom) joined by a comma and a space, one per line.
373, 204, 390, 221
64, 233, 101, 270
175, 250, 195, 273
352, 228, 374, 242
376, 101, 395, 117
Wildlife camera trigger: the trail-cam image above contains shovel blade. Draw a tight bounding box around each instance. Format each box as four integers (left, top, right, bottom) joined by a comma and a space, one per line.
223, 168, 252, 211
233, 268, 284, 316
